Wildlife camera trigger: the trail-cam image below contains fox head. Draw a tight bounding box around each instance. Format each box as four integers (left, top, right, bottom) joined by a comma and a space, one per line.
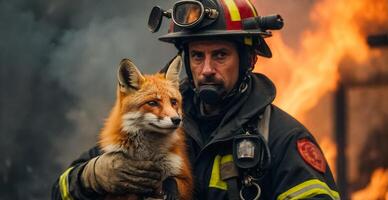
116, 55, 183, 135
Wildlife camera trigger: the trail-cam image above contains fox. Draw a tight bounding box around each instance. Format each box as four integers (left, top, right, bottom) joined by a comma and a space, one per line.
98, 55, 193, 200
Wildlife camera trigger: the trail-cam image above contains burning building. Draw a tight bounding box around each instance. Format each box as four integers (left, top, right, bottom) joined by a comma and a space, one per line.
254, 0, 388, 199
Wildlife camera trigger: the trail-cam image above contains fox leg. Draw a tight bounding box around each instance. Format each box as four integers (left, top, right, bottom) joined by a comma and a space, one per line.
175, 162, 193, 200
171, 146, 193, 200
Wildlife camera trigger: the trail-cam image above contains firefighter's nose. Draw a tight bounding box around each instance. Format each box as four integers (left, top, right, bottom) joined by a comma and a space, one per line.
201, 59, 215, 77
171, 117, 181, 126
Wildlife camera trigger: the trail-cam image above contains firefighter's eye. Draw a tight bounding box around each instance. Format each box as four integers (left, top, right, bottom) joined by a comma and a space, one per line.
147, 101, 159, 107
213, 50, 227, 60
190, 51, 204, 61
171, 98, 178, 106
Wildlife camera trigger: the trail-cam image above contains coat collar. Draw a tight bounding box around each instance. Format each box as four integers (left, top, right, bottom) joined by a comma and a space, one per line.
181, 73, 276, 147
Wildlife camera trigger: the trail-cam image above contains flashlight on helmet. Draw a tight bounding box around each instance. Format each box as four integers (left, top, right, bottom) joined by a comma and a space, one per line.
242, 14, 284, 31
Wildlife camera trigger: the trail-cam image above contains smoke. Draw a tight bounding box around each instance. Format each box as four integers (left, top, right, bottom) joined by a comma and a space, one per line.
47, 0, 177, 166
0, 0, 175, 199
0, 1, 72, 199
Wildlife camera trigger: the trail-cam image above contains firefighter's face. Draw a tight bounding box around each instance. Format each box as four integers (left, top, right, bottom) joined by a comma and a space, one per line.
188, 40, 239, 93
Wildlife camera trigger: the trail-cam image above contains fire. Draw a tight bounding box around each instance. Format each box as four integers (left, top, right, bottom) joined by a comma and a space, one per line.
252, 0, 388, 198
254, 0, 387, 119
351, 169, 388, 200
319, 137, 337, 178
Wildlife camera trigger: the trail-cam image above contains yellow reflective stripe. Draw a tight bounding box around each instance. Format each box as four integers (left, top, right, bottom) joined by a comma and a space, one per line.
209, 155, 227, 190
277, 179, 340, 200
294, 187, 340, 200
223, 0, 241, 21
209, 154, 234, 190
245, 0, 258, 16
59, 167, 75, 200
221, 154, 233, 164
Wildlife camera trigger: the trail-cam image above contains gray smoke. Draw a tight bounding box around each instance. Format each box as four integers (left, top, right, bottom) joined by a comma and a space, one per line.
46, 0, 177, 166
0, 0, 175, 199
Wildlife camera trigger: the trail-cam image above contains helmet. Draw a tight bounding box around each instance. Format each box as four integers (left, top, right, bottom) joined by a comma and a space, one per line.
148, 0, 284, 58
149, 0, 283, 104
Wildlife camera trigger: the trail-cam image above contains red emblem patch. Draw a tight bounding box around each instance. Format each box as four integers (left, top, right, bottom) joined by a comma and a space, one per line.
297, 138, 326, 173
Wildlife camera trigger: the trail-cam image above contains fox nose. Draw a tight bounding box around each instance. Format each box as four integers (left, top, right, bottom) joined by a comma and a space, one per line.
171, 117, 181, 126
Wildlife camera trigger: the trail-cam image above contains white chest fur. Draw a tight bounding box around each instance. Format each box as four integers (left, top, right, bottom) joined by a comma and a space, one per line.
103, 129, 183, 179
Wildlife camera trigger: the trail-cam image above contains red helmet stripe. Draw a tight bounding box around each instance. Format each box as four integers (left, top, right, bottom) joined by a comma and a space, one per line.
244, 0, 258, 16
219, 0, 241, 30
219, 0, 258, 30
235, 0, 254, 19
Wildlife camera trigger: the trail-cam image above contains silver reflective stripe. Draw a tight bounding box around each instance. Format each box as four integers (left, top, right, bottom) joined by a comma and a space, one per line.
258, 105, 271, 142
285, 183, 340, 200
277, 179, 341, 200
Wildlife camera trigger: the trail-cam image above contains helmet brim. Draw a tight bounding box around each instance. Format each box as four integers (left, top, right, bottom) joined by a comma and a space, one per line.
159, 30, 273, 58
159, 30, 271, 42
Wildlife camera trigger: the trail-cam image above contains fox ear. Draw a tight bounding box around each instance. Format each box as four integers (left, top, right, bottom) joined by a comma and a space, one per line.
118, 59, 145, 92
165, 54, 182, 86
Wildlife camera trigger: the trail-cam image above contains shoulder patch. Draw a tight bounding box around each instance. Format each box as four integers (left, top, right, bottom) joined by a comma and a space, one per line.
297, 138, 326, 173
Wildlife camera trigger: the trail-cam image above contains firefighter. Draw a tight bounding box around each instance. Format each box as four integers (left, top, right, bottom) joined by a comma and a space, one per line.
52, 0, 340, 199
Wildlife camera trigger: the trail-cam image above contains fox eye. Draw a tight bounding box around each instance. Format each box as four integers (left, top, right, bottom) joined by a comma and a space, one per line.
147, 101, 159, 107
171, 99, 178, 106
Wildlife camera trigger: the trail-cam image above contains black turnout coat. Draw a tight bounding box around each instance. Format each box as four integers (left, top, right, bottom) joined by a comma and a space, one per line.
52, 73, 340, 200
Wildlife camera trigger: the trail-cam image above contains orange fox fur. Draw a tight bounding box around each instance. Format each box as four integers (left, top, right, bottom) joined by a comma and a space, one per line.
98, 56, 192, 200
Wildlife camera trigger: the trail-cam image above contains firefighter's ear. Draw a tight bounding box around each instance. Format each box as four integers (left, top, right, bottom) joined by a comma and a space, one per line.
118, 58, 145, 92
165, 54, 182, 87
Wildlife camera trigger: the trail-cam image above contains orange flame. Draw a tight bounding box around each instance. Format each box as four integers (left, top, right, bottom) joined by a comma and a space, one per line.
351, 169, 388, 200
254, 0, 387, 119
252, 0, 388, 198
319, 137, 337, 178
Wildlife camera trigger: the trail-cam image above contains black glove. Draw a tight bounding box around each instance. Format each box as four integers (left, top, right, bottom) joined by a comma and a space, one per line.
81, 151, 162, 195
163, 177, 179, 200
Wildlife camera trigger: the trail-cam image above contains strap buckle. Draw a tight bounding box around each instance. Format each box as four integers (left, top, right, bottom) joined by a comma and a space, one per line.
240, 176, 261, 200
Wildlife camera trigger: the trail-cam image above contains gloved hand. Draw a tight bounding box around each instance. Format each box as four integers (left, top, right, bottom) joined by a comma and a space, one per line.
81, 151, 162, 195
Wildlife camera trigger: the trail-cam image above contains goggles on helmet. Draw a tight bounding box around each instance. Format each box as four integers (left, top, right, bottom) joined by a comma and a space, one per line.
148, 0, 219, 33
172, 0, 219, 29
